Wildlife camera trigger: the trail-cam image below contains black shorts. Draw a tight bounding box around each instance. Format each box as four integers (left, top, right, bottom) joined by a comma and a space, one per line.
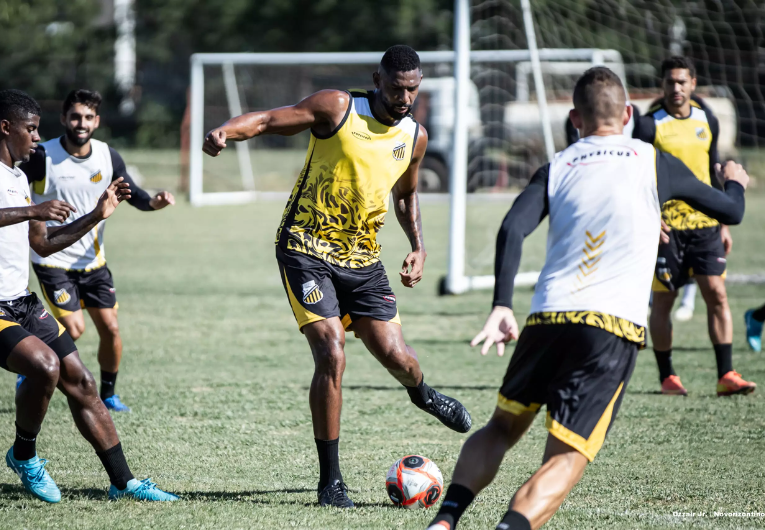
276, 247, 400, 331
652, 226, 726, 292
33, 264, 118, 319
498, 322, 638, 462
0, 293, 77, 371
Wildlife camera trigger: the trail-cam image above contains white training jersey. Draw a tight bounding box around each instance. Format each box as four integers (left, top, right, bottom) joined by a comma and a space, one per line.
30, 137, 113, 270
0, 162, 32, 301
530, 135, 661, 328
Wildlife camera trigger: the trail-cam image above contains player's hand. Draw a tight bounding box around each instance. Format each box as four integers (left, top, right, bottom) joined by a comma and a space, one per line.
720, 224, 733, 255
203, 128, 227, 157
660, 219, 671, 245
30, 200, 76, 223
400, 249, 426, 288
470, 306, 519, 357
94, 178, 131, 220
716, 161, 749, 190
150, 190, 175, 210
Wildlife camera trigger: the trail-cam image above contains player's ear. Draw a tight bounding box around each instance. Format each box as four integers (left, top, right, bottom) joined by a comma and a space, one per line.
94, 114, 101, 130
622, 104, 632, 126
0, 119, 9, 137
690, 76, 697, 92
373, 71, 381, 89
569, 108, 582, 130
60, 114, 67, 127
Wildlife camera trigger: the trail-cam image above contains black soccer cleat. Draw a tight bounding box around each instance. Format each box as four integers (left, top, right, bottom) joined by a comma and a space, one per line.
418, 387, 472, 433
318, 479, 355, 508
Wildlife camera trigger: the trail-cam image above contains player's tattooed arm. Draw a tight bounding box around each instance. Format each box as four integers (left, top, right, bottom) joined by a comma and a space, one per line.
393, 124, 428, 288
28, 178, 131, 257
0, 200, 75, 228
203, 90, 350, 157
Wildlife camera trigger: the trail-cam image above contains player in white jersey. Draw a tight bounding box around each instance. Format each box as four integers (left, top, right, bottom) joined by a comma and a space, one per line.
18, 89, 175, 412
0, 89, 177, 503
426, 68, 749, 530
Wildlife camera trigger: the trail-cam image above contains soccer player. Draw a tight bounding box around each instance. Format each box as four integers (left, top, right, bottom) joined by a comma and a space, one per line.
0, 89, 177, 502
203, 45, 472, 507
17, 89, 175, 412
425, 67, 748, 530
744, 304, 765, 352
637, 56, 755, 397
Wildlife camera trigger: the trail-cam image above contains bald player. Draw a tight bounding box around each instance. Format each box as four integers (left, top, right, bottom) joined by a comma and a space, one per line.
426, 67, 749, 530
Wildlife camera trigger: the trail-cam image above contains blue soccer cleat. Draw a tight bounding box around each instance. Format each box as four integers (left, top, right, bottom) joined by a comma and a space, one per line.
108, 478, 179, 501
745, 309, 763, 353
16, 375, 25, 390
5, 447, 61, 503
103, 395, 131, 412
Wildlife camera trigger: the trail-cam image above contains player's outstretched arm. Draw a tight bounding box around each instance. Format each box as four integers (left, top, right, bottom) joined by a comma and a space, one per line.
109, 147, 174, 211
202, 90, 350, 157
29, 178, 131, 257
471, 164, 549, 356
0, 200, 75, 228
393, 125, 428, 288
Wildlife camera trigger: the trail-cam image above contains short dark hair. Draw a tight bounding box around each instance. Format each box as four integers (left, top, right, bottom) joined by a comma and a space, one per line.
380, 45, 421, 74
62, 89, 102, 115
573, 67, 626, 123
661, 56, 696, 79
0, 89, 41, 123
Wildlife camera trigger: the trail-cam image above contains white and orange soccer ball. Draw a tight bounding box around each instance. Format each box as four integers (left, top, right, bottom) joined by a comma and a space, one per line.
385, 455, 443, 509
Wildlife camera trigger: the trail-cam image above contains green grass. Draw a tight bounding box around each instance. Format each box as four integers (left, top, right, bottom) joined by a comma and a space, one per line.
1, 192, 764, 529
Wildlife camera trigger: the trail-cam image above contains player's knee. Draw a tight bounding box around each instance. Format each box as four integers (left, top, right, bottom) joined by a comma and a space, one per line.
705, 284, 728, 308
67, 324, 84, 341
314, 345, 346, 376
99, 319, 120, 340
69, 367, 98, 397
27, 350, 60, 390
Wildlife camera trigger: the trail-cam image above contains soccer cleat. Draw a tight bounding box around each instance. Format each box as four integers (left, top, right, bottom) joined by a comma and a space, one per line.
673, 304, 694, 322
744, 310, 763, 353
16, 375, 25, 390
418, 388, 472, 433
717, 371, 756, 397
318, 479, 354, 508
103, 395, 131, 412
108, 478, 179, 501
426, 524, 451, 530
5, 448, 61, 503
661, 375, 688, 396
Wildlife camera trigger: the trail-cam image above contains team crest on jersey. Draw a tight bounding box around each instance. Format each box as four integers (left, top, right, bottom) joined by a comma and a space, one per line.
0, 309, 5, 317
90, 171, 103, 183
392, 143, 406, 161
302, 280, 324, 305
53, 288, 71, 305
696, 127, 708, 140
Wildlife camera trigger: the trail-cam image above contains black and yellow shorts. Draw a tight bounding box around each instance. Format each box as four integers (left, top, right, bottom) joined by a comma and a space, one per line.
0, 293, 77, 371
276, 247, 400, 331
652, 226, 726, 292
33, 264, 118, 319
497, 322, 638, 462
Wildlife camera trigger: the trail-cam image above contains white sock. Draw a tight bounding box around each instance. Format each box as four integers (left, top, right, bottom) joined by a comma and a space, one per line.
681, 283, 697, 308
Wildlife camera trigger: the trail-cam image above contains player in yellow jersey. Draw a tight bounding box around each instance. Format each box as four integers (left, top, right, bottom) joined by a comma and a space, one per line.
637, 56, 755, 397
203, 45, 472, 508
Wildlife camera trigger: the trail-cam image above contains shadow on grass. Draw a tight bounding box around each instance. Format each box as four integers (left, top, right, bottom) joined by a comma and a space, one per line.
315, 385, 496, 392
0, 483, 106, 501
183, 488, 313, 503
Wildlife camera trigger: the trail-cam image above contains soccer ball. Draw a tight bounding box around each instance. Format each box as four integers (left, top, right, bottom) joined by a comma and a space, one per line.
385, 455, 443, 509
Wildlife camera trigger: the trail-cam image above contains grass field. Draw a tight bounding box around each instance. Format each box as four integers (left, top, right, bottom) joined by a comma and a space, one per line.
1, 192, 764, 529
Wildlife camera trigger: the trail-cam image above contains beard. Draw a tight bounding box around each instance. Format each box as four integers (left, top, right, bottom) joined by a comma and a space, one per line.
382, 98, 411, 120
65, 127, 92, 147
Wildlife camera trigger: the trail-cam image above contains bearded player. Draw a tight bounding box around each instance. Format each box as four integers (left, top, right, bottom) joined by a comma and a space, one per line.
17, 89, 175, 412
203, 45, 472, 507
0, 89, 177, 502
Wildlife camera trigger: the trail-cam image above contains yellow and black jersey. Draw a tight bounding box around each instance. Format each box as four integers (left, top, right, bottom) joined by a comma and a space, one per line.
276, 90, 419, 268
635, 98, 721, 230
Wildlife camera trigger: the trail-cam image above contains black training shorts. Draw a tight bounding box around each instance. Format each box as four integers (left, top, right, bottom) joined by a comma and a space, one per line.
652, 226, 726, 292
276, 246, 400, 331
0, 293, 77, 371
497, 322, 638, 462
33, 264, 118, 319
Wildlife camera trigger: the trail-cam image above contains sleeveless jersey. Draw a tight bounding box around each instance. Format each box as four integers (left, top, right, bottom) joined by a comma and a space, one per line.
276, 90, 419, 268
30, 137, 113, 271
0, 163, 32, 300
530, 135, 661, 336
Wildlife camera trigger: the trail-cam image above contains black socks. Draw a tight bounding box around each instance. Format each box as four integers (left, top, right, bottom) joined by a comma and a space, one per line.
654, 349, 675, 382
100, 370, 118, 400
496, 510, 532, 530
315, 438, 342, 491
713, 343, 733, 379
428, 483, 475, 529
406, 377, 431, 409
13, 423, 38, 461
96, 442, 134, 490
752, 304, 765, 322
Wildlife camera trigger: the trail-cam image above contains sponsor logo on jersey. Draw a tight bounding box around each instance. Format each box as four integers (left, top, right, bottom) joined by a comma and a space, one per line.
109, 287, 116, 293
301, 280, 324, 305
39, 309, 49, 320
6, 187, 19, 196
717, 257, 727, 263
53, 288, 71, 305
90, 171, 103, 183
696, 127, 708, 140
392, 143, 406, 161
352, 131, 371, 141
383, 294, 396, 303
